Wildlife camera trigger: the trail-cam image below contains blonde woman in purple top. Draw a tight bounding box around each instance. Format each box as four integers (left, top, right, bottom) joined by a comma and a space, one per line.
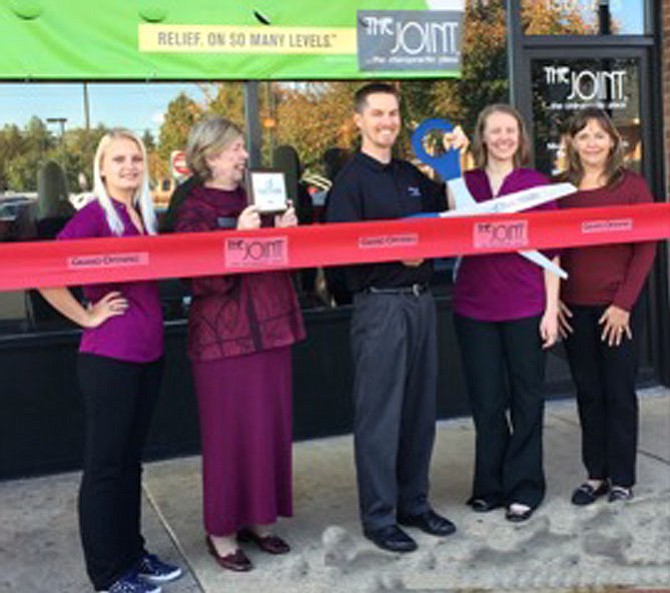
449, 105, 560, 522
39, 130, 182, 593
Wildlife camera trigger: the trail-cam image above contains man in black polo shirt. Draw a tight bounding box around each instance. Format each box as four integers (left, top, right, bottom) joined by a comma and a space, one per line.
326, 82, 455, 553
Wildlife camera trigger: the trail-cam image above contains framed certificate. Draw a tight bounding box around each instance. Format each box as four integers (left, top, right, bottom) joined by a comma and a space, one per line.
245, 169, 288, 214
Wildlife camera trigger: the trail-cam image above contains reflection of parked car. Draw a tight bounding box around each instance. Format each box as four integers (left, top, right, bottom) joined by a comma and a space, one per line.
0, 193, 37, 241
153, 177, 177, 211
0, 196, 32, 221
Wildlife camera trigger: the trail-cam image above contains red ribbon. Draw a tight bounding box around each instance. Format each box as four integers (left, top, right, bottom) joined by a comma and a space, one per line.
1, 203, 668, 291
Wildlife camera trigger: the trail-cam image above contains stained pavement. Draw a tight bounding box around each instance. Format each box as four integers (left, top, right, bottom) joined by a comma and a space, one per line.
1, 387, 669, 593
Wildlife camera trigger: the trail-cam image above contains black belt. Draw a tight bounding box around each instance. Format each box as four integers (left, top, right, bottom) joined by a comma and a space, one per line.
364, 283, 429, 297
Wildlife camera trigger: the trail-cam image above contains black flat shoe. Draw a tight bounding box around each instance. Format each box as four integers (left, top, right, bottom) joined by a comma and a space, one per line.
468, 498, 502, 513
363, 524, 417, 553
505, 504, 533, 523
398, 509, 456, 537
571, 481, 609, 506
608, 485, 633, 502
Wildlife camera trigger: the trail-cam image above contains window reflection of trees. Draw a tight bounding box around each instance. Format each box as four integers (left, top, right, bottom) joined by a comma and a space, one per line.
521, 0, 646, 35
2, 0, 647, 323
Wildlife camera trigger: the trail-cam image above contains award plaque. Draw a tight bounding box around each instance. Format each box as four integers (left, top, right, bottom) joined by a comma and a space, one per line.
245, 169, 288, 214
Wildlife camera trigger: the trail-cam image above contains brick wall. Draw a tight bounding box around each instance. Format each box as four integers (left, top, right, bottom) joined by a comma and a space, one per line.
664, 0, 670, 197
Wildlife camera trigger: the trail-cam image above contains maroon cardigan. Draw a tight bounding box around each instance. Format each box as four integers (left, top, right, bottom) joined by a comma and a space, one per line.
175, 185, 305, 362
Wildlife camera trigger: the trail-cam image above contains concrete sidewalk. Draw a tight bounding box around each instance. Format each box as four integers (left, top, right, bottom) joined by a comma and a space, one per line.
2, 387, 669, 593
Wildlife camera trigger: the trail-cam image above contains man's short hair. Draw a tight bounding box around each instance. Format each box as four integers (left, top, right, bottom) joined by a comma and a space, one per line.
354, 83, 400, 113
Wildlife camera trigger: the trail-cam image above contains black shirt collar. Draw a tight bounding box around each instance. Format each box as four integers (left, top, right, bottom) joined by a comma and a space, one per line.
355, 151, 395, 172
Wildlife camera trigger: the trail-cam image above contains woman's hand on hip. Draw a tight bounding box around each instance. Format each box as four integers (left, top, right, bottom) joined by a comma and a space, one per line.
237, 205, 261, 230
85, 291, 128, 328
558, 300, 574, 339
599, 304, 632, 347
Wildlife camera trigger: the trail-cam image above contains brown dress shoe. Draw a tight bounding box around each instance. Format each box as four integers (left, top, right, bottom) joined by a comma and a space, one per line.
237, 528, 291, 554
206, 535, 253, 571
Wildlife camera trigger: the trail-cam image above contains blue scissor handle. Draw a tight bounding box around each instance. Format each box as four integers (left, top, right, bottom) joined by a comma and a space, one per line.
411, 118, 462, 181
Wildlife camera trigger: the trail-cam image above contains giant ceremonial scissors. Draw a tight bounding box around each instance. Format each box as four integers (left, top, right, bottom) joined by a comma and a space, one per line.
411, 118, 576, 279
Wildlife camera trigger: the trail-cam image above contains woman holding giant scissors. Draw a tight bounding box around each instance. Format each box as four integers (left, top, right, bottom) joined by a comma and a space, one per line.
447, 105, 560, 522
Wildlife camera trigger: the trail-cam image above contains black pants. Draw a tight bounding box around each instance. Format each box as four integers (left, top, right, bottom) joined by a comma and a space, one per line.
77, 354, 163, 591
350, 291, 437, 531
454, 314, 546, 509
563, 305, 640, 487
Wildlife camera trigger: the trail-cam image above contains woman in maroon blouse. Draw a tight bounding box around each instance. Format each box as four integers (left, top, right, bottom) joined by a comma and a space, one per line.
558, 108, 656, 505
175, 117, 305, 572
448, 105, 561, 524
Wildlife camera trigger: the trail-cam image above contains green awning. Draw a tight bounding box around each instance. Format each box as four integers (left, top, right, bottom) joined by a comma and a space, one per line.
1, 0, 463, 80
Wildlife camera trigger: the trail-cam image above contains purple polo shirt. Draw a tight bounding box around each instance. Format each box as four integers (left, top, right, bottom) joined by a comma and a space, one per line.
453, 168, 556, 322
57, 199, 163, 363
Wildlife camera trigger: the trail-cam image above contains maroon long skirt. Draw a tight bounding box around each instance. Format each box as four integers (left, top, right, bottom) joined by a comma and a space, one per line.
192, 346, 293, 536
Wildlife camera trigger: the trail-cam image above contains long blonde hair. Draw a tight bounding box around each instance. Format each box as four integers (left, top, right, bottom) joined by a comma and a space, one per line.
93, 129, 156, 235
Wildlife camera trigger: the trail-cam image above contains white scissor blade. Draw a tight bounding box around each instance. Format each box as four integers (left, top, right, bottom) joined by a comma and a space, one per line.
519, 250, 567, 279
446, 177, 475, 210
467, 182, 577, 215
440, 180, 577, 218
439, 176, 570, 278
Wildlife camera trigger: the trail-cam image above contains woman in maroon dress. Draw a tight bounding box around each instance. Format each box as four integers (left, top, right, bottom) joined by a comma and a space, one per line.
558, 108, 656, 505
175, 117, 305, 571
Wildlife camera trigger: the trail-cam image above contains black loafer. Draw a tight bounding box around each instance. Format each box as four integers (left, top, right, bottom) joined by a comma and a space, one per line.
571, 481, 609, 506
363, 524, 417, 553
397, 509, 456, 537
468, 498, 503, 513
608, 485, 633, 502
505, 504, 533, 523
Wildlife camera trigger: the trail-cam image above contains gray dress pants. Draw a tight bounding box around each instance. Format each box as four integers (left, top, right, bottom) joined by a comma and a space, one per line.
350, 289, 438, 531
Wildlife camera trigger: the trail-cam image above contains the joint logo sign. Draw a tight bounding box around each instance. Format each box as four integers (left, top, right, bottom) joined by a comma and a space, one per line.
357, 11, 463, 72
225, 236, 288, 268
542, 65, 629, 110
473, 221, 529, 249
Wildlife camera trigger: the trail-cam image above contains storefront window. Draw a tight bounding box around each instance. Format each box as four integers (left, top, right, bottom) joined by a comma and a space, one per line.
261, 1, 511, 305
531, 57, 642, 177
0, 82, 213, 330
0, 1, 512, 328
522, 0, 647, 35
